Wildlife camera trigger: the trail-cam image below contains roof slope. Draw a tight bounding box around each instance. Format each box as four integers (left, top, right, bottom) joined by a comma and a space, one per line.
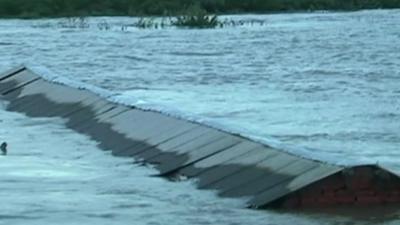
1, 66, 398, 208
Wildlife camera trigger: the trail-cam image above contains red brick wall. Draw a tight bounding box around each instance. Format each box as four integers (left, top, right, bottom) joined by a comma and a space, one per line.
274, 166, 400, 208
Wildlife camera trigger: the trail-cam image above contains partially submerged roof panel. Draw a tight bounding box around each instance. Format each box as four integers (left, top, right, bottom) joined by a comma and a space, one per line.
1, 66, 399, 209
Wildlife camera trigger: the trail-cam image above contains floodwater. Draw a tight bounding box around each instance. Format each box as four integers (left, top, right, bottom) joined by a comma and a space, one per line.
0, 10, 399, 224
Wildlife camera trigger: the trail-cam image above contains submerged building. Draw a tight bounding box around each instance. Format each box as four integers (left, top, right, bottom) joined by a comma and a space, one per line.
1, 66, 399, 209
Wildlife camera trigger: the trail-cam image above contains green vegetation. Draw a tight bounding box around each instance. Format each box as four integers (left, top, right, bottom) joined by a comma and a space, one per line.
172, 14, 219, 29
0, 0, 399, 18
171, 5, 220, 28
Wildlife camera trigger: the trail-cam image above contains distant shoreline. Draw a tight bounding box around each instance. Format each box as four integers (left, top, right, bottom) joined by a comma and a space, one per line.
0, 9, 397, 20
0, 0, 399, 19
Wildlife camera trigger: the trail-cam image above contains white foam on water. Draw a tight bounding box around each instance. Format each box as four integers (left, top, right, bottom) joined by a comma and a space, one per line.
27, 64, 116, 99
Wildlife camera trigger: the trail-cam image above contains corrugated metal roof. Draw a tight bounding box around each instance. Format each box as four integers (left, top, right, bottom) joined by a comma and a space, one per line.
1, 66, 399, 209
